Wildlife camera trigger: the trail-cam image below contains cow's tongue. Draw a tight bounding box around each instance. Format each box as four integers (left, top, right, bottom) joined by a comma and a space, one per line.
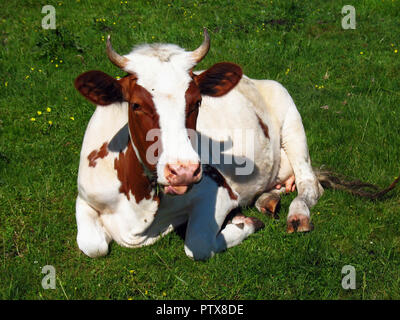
164, 185, 188, 195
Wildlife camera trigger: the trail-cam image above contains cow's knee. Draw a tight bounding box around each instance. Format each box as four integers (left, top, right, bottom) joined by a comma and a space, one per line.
77, 232, 109, 258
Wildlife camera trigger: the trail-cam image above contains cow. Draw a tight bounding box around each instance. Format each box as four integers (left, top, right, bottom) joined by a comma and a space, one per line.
74, 29, 324, 260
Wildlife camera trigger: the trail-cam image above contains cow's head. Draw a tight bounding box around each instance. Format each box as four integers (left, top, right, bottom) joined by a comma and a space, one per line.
75, 29, 242, 196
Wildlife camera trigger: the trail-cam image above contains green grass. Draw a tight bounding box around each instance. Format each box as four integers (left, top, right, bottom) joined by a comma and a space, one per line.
1, 0, 400, 300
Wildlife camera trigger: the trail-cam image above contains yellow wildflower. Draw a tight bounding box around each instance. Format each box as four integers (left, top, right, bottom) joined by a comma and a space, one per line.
37, 111, 42, 115
46, 107, 52, 112
70, 116, 75, 121
48, 120, 53, 125
30, 117, 36, 122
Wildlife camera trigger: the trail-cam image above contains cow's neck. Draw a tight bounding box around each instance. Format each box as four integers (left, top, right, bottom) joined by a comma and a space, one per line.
114, 139, 160, 205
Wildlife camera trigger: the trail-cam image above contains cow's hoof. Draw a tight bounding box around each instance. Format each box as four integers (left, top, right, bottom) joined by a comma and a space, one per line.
255, 193, 281, 218
286, 214, 313, 234
231, 214, 265, 232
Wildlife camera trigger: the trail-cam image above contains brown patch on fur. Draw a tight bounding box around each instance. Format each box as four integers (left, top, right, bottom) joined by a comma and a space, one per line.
185, 80, 202, 131
114, 141, 160, 204
256, 115, 269, 139
123, 78, 161, 172
203, 165, 238, 200
88, 142, 109, 167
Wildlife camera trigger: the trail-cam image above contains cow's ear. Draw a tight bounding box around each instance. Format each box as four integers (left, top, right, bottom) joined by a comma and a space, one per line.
74, 70, 124, 106
195, 62, 243, 97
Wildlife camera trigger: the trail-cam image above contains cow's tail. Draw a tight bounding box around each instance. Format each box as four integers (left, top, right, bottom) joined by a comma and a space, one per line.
313, 167, 400, 200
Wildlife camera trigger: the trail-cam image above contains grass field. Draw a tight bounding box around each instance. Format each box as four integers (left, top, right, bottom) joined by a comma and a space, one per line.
1, 0, 400, 300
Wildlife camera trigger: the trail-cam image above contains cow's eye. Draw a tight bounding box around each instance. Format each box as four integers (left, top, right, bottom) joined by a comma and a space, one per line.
131, 103, 140, 111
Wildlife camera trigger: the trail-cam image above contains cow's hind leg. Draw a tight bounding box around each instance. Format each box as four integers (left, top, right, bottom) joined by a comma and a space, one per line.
279, 89, 324, 233
184, 178, 264, 260
76, 196, 111, 257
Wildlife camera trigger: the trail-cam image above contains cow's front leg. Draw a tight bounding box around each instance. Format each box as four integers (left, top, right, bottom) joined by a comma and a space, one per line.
184, 177, 264, 260
76, 196, 111, 257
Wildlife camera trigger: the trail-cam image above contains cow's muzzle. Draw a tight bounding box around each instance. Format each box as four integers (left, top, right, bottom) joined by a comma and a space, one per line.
163, 162, 202, 195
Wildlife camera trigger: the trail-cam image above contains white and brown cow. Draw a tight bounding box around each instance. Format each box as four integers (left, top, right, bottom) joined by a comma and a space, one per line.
74, 29, 323, 260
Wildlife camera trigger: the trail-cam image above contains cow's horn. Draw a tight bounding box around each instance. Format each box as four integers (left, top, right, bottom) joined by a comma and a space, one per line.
191, 28, 210, 63
106, 35, 129, 69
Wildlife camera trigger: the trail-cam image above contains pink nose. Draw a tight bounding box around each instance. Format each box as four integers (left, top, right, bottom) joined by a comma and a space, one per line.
165, 162, 202, 186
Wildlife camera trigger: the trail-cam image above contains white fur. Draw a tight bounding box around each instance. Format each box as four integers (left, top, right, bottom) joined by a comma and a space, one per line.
76, 43, 323, 259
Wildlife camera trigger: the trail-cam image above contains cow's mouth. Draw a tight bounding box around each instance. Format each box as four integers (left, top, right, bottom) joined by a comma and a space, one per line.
164, 185, 190, 195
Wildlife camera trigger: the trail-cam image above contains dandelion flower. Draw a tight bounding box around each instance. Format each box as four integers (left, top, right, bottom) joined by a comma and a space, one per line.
30, 117, 36, 122
37, 111, 42, 115
70, 116, 75, 121
46, 107, 52, 112
395, 49, 398, 53
48, 120, 53, 125
360, 51, 364, 55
